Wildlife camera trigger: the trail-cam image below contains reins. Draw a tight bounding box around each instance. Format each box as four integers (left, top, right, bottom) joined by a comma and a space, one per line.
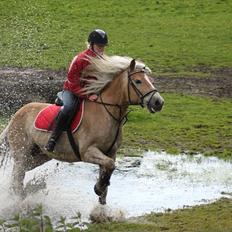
99, 95, 129, 124
91, 95, 131, 154
87, 68, 157, 154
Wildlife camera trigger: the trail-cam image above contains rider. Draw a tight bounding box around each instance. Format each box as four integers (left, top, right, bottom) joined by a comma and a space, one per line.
45, 29, 108, 152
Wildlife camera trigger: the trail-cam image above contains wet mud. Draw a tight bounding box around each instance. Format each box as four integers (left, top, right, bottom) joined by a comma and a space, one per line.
0, 67, 231, 115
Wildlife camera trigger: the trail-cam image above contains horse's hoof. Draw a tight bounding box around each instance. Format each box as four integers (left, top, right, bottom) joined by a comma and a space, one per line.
94, 184, 102, 196
94, 184, 103, 196
94, 185, 107, 204
99, 196, 106, 205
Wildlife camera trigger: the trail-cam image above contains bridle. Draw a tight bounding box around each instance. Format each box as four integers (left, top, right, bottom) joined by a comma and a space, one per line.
90, 68, 158, 154
127, 69, 158, 108
94, 68, 158, 122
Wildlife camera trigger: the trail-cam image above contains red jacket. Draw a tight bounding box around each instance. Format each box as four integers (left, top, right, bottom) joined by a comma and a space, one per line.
63, 48, 97, 98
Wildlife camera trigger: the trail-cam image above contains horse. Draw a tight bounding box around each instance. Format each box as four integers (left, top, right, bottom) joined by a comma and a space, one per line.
3, 55, 164, 205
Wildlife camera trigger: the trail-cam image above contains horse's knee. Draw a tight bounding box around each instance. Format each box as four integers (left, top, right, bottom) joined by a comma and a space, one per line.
106, 158, 115, 172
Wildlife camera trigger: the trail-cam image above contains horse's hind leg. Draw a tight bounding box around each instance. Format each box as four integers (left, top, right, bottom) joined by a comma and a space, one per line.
11, 147, 31, 197
11, 145, 50, 197
12, 163, 26, 197
26, 144, 51, 171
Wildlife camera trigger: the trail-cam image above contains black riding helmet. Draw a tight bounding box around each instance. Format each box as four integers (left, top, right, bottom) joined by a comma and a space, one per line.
88, 29, 108, 46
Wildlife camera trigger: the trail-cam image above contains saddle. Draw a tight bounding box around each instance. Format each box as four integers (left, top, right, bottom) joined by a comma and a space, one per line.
34, 92, 84, 160
34, 92, 84, 133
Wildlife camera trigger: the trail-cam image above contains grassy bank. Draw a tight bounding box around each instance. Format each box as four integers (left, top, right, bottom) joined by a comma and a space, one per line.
121, 93, 232, 159
0, 0, 232, 75
86, 198, 232, 232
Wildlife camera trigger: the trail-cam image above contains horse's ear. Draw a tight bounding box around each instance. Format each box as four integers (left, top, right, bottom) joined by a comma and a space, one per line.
129, 59, 136, 72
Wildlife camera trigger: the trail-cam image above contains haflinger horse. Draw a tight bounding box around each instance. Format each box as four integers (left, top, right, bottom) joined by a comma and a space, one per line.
5, 55, 164, 204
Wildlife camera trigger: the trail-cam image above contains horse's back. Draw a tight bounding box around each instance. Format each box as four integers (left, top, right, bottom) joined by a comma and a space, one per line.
16, 102, 50, 116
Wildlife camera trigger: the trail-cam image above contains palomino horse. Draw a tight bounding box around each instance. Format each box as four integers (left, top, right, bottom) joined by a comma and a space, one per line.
4, 56, 164, 204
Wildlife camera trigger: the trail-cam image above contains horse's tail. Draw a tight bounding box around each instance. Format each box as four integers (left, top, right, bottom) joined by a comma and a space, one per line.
0, 124, 10, 168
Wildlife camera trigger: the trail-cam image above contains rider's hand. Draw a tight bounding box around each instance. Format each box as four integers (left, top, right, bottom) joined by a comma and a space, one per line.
88, 94, 98, 101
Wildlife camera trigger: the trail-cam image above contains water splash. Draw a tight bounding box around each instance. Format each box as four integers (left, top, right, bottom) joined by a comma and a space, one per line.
0, 151, 232, 223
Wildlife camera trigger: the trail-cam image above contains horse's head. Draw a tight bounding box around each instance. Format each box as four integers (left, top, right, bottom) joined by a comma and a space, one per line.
127, 59, 164, 113
81, 55, 164, 113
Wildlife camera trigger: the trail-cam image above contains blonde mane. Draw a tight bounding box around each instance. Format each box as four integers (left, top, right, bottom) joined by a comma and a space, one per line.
81, 55, 151, 95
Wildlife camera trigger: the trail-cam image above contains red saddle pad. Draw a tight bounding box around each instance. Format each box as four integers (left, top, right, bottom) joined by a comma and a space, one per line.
34, 101, 84, 133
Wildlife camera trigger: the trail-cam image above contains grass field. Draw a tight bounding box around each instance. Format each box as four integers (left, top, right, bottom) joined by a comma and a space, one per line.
122, 93, 232, 159
0, 0, 232, 231
0, 0, 232, 75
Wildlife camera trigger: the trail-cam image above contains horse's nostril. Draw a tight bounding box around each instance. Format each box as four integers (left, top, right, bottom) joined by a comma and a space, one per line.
154, 100, 163, 111
155, 100, 161, 106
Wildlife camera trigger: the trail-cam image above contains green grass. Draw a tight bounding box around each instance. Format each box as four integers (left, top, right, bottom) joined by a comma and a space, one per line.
143, 198, 232, 232
0, 0, 232, 75
121, 93, 232, 159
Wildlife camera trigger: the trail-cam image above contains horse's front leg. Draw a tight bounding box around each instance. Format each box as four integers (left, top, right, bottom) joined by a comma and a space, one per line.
83, 146, 115, 204
95, 166, 114, 205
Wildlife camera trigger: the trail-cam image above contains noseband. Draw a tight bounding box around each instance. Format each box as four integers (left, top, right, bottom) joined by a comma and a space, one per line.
96, 69, 158, 121
127, 70, 158, 107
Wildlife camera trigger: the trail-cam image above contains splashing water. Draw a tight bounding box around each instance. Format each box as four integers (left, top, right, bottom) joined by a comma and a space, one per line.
0, 150, 232, 224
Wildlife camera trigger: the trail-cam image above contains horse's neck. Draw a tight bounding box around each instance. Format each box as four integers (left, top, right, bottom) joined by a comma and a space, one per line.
100, 72, 128, 118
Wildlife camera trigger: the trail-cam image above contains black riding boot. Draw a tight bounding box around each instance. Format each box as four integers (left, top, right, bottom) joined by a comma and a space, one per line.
45, 111, 66, 152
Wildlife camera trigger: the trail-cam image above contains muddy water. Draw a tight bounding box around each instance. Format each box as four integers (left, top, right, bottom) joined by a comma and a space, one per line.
0, 151, 232, 223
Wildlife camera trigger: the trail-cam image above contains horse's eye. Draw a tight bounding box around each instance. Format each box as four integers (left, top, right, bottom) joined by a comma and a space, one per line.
134, 79, 142, 84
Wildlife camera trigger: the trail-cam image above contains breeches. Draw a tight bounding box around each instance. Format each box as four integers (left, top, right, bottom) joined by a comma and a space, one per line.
60, 90, 79, 122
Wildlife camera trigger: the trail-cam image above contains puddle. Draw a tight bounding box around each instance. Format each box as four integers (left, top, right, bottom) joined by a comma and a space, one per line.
0, 151, 232, 222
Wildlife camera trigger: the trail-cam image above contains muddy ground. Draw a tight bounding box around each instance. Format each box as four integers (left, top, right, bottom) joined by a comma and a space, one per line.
0, 67, 231, 115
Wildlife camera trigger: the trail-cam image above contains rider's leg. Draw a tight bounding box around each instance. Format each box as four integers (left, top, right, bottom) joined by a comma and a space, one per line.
45, 90, 77, 152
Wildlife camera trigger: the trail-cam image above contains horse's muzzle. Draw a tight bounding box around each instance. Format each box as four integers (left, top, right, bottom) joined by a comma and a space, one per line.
146, 92, 164, 113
